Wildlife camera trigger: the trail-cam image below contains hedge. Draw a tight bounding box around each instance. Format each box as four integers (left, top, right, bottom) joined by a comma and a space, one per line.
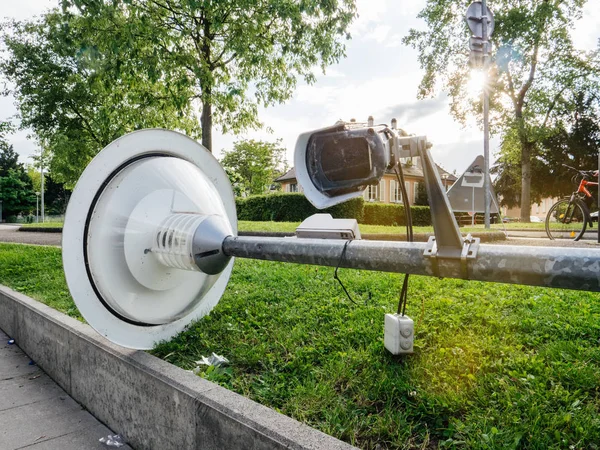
362, 203, 431, 226
236, 193, 364, 223
236, 193, 434, 226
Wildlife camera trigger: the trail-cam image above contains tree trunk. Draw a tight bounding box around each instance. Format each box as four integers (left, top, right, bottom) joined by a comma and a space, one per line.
520, 141, 532, 222
201, 99, 212, 152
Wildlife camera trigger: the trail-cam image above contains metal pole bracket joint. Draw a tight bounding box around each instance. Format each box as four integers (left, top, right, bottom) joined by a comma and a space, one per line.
423, 233, 480, 278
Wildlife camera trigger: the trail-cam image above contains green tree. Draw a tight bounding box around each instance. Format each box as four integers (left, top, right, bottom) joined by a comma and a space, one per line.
415, 181, 429, 206
0, 143, 21, 179
0, 121, 14, 143
61, 0, 356, 152
494, 91, 600, 207
221, 139, 286, 196
0, 169, 35, 220
1, 10, 199, 185
404, 0, 600, 221
26, 165, 41, 194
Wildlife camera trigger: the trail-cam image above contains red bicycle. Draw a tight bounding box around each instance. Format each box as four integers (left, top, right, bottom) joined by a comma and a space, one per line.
545, 165, 598, 241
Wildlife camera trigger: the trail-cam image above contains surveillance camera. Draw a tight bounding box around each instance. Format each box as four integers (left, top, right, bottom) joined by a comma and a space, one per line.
294, 120, 428, 209
294, 121, 395, 209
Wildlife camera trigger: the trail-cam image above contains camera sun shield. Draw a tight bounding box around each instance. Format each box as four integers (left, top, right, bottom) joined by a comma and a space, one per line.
295, 122, 392, 209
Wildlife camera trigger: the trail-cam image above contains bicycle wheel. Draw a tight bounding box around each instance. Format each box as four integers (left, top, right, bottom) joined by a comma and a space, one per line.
545, 199, 587, 241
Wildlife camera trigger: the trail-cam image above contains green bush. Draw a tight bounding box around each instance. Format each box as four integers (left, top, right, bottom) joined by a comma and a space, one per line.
5, 215, 17, 223
235, 193, 431, 226
362, 203, 431, 226
236, 193, 364, 222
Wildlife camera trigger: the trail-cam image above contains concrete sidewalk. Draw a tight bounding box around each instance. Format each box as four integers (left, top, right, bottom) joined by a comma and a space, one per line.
0, 329, 132, 450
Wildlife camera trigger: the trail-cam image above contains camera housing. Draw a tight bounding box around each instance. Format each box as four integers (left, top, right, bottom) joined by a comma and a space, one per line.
295, 121, 394, 209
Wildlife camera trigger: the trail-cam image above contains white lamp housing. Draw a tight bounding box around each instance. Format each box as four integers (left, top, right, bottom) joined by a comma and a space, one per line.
62, 129, 237, 349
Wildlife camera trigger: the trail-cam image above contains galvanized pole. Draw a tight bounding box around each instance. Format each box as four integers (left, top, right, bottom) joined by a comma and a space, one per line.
222, 236, 600, 292
482, 0, 491, 229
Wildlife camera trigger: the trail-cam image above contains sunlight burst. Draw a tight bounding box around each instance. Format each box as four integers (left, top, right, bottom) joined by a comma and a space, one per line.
466, 71, 485, 100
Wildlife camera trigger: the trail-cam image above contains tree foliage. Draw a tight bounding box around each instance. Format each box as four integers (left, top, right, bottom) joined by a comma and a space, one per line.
0, 142, 22, 179
60, 0, 357, 151
1, 10, 199, 185
221, 139, 287, 196
0, 140, 35, 219
404, 0, 600, 221
494, 91, 600, 207
0, 169, 35, 220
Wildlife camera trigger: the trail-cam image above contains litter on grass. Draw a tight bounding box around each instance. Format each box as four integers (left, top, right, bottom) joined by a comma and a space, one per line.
191, 353, 229, 374
99, 434, 126, 448
196, 353, 229, 367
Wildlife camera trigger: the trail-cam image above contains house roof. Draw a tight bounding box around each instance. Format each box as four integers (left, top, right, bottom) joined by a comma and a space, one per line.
274, 167, 297, 182
274, 164, 457, 183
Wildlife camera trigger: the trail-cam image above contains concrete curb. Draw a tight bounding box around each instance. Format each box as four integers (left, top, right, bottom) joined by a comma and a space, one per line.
0, 286, 357, 450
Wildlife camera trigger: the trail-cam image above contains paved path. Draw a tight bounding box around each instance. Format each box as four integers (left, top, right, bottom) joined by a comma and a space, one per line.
0, 329, 132, 450
0, 226, 61, 247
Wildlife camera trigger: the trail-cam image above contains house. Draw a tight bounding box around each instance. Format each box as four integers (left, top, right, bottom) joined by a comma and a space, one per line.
275, 159, 457, 205
501, 198, 559, 221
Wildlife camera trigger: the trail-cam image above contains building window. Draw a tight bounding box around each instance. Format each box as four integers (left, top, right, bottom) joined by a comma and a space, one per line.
413, 182, 420, 204
367, 184, 379, 201
288, 183, 298, 193
390, 180, 403, 203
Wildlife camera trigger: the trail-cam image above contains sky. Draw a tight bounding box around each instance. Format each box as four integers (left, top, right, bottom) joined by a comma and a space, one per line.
1, 0, 599, 175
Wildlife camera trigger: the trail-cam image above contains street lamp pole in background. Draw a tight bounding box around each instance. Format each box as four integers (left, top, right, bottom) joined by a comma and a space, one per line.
481, 0, 491, 229
35, 192, 40, 223
40, 165, 44, 223
466, 1, 494, 228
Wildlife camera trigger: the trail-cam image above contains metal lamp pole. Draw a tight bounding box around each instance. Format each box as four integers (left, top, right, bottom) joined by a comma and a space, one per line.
481, 0, 491, 229
40, 165, 45, 223
35, 192, 40, 223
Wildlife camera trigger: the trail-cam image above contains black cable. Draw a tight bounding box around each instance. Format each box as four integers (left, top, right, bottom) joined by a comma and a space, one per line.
334, 240, 357, 305
394, 166, 413, 316
394, 167, 413, 242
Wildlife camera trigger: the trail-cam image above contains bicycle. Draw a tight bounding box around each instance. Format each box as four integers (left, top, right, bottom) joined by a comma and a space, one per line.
545, 165, 598, 241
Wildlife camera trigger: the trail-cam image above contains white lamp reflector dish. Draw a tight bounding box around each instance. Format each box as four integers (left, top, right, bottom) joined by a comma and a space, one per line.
62, 129, 237, 349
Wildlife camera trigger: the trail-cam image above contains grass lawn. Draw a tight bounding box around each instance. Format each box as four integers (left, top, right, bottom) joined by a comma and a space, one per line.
19, 221, 64, 228
1, 243, 600, 448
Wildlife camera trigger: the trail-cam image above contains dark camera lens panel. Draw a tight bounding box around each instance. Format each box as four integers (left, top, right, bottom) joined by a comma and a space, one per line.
305, 124, 389, 197
320, 137, 372, 182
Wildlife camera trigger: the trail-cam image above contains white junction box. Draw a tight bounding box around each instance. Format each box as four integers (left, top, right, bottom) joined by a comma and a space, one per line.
384, 314, 414, 355
295, 214, 361, 240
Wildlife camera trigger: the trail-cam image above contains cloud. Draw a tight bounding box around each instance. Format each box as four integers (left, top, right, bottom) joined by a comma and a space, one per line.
363, 25, 392, 44
571, 1, 600, 51
350, 0, 389, 36
383, 96, 448, 123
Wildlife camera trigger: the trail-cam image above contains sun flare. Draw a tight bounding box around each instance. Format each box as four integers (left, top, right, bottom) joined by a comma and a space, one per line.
466, 70, 485, 100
